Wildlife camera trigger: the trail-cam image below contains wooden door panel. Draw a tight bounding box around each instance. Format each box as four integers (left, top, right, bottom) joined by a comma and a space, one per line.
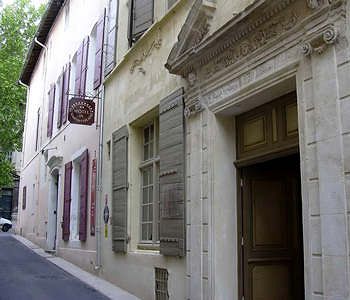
241, 155, 304, 300
252, 179, 288, 250
251, 263, 290, 300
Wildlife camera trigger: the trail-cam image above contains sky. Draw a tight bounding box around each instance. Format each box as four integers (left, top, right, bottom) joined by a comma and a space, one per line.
2, 0, 47, 7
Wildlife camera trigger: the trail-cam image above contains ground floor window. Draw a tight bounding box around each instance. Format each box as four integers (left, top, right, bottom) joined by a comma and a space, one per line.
139, 120, 160, 244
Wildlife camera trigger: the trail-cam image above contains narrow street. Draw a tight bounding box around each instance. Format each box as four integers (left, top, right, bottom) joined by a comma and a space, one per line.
0, 234, 109, 300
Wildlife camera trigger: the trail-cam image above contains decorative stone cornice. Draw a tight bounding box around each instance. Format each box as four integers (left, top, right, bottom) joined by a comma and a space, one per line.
301, 25, 338, 55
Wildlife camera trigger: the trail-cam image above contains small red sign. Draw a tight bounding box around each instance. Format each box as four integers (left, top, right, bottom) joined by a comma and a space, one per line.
90, 159, 97, 236
68, 98, 95, 125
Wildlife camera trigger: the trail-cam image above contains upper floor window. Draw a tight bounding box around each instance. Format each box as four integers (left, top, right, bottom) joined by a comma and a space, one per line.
129, 0, 154, 47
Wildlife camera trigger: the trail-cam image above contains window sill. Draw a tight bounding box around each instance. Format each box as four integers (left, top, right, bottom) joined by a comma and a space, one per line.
137, 243, 160, 251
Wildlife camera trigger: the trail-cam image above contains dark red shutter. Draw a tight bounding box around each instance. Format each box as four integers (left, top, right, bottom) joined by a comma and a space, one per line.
81, 37, 89, 96
62, 63, 71, 124
57, 73, 63, 129
105, 0, 119, 76
93, 11, 106, 89
47, 84, 56, 138
62, 162, 72, 241
22, 186, 27, 210
74, 43, 83, 96
79, 150, 89, 241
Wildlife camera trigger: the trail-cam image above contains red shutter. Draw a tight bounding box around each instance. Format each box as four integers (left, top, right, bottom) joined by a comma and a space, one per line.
57, 73, 64, 129
74, 38, 89, 97
22, 186, 27, 210
62, 63, 71, 124
74, 43, 83, 96
81, 37, 90, 96
105, 0, 118, 75
47, 84, 56, 138
79, 149, 89, 241
93, 11, 106, 89
62, 162, 72, 241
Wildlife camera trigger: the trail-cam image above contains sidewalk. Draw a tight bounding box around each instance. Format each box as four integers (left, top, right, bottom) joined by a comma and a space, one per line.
12, 234, 140, 300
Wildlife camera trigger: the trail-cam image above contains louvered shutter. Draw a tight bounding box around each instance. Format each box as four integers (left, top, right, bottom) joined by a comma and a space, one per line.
62, 162, 72, 241
74, 43, 83, 96
93, 10, 106, 89
22, 186, 27, 210
131, 0, 154, 43
57, 73, 63, 129
159, 88, 186, 257
168, 0, 177, 8
80, 37, 89, 96
112, 126, 128, 253
105, 0, 119, 76
79, 150, 89, 241
62, 63, 71, 124
47, 84, 55, 138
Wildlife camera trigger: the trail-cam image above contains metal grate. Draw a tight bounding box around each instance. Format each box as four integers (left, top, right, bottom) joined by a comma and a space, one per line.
155, 268, 169, 300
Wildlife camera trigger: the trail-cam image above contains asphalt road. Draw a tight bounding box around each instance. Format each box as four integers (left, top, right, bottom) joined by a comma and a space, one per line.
0, 233, 109, 300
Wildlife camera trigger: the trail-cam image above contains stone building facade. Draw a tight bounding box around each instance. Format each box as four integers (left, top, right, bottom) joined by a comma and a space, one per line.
166, 0, 350, 299
18, 0, 350, 299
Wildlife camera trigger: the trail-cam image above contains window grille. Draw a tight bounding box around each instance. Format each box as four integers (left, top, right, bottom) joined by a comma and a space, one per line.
155, 268, 169, 300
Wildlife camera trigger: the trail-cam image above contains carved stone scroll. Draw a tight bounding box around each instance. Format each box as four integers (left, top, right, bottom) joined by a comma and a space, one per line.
301, 25, 338, 56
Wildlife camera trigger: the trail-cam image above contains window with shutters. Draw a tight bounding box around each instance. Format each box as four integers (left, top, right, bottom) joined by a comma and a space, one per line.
22, 186, 27, 210
105, 0, 119, 76
129, 0, 154, 46
139, 118, 160, 244
70, 149, 89, 241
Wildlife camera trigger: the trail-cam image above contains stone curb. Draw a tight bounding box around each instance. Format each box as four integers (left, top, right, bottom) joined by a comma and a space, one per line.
12, 234, 140, 300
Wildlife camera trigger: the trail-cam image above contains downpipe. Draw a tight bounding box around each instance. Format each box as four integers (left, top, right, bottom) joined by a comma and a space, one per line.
95, 86, 105, 271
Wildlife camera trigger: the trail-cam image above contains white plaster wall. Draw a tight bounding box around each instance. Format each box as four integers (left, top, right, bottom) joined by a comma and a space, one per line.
19, 0, 108, 273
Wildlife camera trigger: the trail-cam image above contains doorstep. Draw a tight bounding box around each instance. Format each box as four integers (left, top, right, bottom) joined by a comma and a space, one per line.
12, 234, 140, 300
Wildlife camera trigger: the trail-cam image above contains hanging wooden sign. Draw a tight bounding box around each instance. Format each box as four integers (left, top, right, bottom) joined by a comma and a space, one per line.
90, 159, 97, 236
68, 98, 95, 125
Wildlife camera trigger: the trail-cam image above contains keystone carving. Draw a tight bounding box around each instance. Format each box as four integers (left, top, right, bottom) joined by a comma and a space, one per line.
301, 26, 338, 56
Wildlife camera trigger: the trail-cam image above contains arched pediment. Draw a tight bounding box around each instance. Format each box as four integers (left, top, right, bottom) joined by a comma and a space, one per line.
47, 155, 63, 171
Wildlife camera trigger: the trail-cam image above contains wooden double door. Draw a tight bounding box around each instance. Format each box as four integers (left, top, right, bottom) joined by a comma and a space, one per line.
240, 155, 305, 300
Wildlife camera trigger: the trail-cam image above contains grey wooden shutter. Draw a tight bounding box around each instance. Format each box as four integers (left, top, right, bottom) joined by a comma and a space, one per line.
159, 88, 185, 257
105, 0, 119, 76
130, 0, 153, 44
112, 125, 129, 253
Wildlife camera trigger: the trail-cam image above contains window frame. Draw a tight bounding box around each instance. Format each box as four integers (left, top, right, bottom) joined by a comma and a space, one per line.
139, 118, 160, 246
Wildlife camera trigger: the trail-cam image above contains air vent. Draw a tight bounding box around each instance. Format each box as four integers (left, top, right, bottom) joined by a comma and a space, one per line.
155, 267, 169, 300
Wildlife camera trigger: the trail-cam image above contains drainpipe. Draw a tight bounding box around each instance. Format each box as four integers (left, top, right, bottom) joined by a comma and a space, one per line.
34, 36, 48, 242
34, 37, 48, 52
95, 86, 105, 270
